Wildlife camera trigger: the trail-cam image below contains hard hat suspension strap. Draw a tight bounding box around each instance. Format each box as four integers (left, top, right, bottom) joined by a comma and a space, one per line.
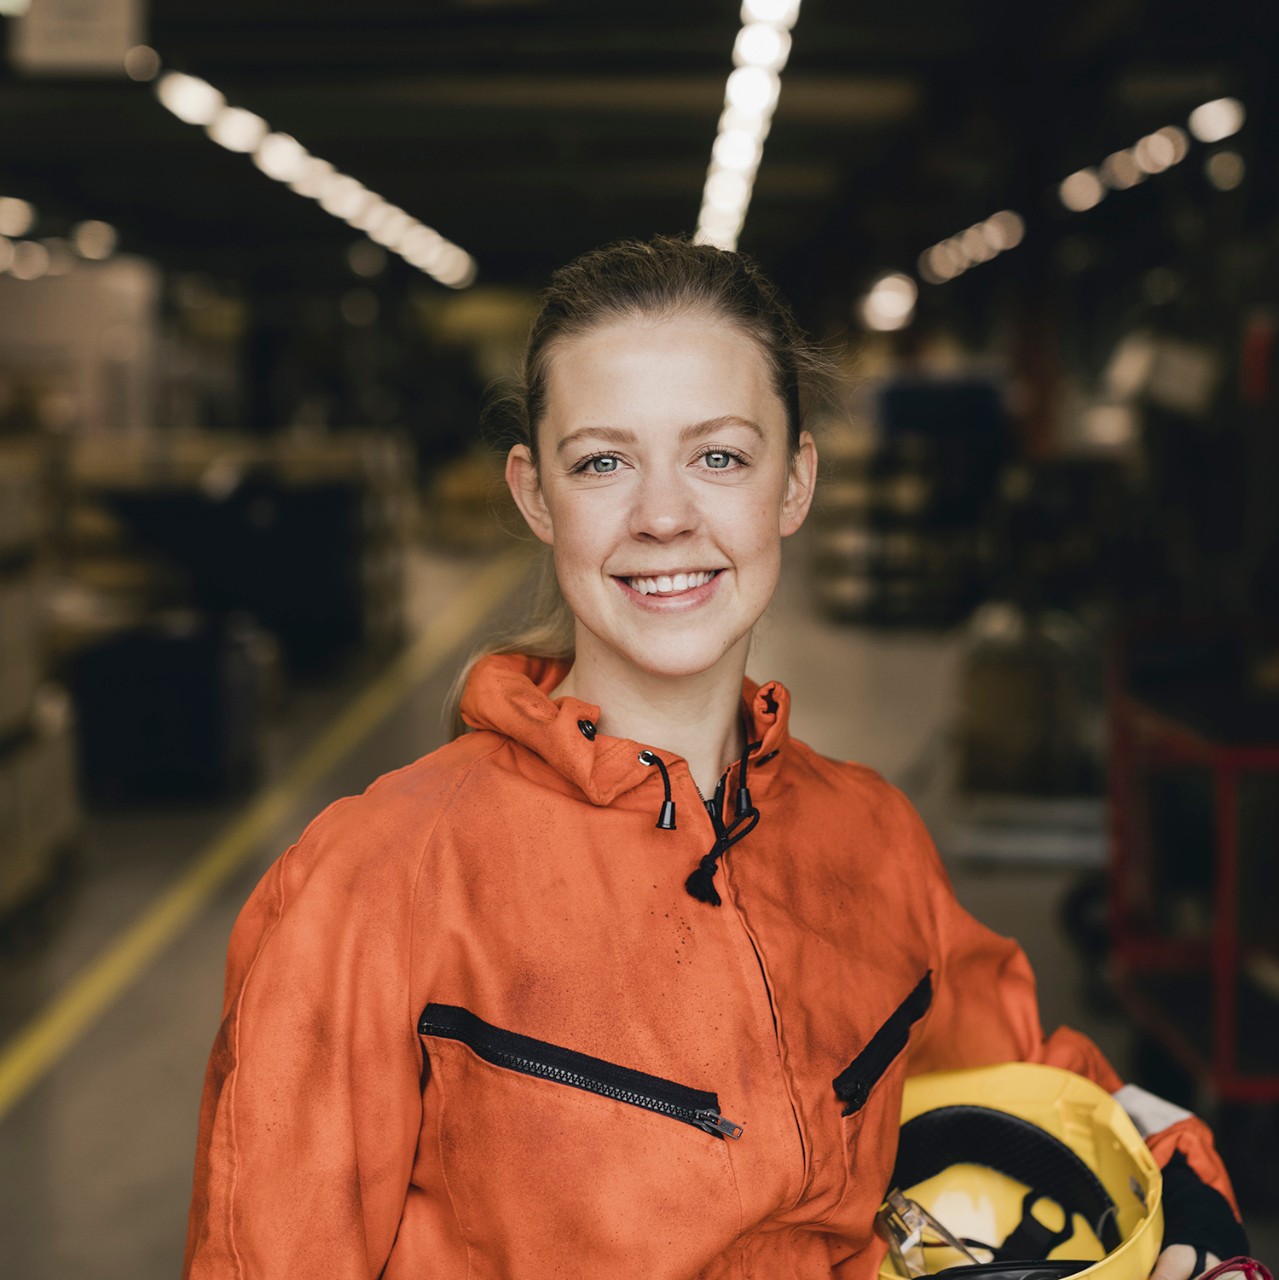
890, 1105, 1123, 1256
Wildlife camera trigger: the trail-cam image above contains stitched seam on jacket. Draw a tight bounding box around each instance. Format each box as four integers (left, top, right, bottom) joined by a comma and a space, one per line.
720, 1107, 747, 1244
893, 783, 944, 1043
217, 776, 410, 1276
721, 857, 813, 1216
407, 738, 507, 1279
430, 1049, 473, 1280
223, 840, 292, 1279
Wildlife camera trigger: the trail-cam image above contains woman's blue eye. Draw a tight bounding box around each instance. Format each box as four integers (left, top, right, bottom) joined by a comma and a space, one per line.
704, 451, 733, 470
586, 455, 618, 473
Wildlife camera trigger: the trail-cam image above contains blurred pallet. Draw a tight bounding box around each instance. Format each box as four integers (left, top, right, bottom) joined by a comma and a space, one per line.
957, 606, 1103, 796
71, 617, 267, 803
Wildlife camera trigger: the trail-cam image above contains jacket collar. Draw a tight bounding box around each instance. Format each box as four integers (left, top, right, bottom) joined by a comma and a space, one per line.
460, 653, 791, 807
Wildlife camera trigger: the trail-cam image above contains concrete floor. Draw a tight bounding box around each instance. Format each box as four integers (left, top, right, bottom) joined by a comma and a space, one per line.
0, 537, 1272, 1275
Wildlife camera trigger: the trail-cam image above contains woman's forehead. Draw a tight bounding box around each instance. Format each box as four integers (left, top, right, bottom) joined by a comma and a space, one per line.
540, 315, 784, 432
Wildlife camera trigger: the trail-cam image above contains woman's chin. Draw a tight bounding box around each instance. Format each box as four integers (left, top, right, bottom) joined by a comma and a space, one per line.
579, 629, 753, 685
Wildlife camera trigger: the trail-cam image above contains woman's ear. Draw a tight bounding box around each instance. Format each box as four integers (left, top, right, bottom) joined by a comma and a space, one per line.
505, 444, 555, 545
780, 430, 818, 537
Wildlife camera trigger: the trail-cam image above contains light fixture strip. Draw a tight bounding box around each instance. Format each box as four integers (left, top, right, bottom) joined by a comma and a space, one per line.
916, 210, 1026, 286
1052, 98, 1242, 218
917, 96, 1245, 290
694, 0, 802, 252
153, 71, 477, 288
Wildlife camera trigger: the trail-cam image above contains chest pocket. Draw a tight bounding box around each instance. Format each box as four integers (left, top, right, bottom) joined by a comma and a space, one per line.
420, 1003, 743, 1138
825, 972, 933, 1238
832, 971, 933, 1116
417, 1003, 743, 1280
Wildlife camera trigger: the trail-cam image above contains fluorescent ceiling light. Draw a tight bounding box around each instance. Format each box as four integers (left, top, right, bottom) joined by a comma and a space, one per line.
156, 72, 224, 126
151, 68, 475, 285
207, 106, 268, 154
255, 133, 309, 183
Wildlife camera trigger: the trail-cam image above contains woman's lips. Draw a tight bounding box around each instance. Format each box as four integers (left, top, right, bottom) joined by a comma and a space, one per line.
621, 569, 721, 597
614, 568, 724, 607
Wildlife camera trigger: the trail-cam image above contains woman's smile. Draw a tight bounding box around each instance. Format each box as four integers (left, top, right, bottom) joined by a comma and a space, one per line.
615, 567, 726, 612
618, 568, 723, 596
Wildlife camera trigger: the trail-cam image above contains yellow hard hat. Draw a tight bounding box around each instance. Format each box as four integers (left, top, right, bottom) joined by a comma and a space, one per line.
876, 1062, 1163, 1280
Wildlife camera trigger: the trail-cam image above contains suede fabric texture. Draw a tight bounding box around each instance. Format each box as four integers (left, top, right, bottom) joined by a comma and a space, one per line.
184, 653, 1239, 1279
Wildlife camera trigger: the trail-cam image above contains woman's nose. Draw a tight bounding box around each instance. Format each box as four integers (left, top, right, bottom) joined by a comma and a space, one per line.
627, 469, 699, 541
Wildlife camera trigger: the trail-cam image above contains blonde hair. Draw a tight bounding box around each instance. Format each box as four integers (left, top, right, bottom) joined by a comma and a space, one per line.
483, 547, 575, 663
446, 234, 822, 728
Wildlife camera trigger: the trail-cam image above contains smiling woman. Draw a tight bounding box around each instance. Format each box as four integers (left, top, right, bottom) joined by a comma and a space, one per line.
184, 237, 1248, 1280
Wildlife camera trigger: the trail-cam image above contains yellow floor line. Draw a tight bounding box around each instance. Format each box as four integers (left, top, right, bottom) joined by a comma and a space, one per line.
0, 544, 533, 1121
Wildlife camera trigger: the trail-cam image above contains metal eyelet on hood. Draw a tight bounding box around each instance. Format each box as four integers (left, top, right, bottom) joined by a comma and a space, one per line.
639, 750, 677, 830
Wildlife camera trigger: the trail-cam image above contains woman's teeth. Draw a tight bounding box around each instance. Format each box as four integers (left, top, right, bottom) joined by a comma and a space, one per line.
625, 570, 718, 596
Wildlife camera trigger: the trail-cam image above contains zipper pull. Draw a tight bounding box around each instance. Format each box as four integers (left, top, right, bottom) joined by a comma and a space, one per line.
838, 1081, 871, 1116
694, 1108, 744, 1140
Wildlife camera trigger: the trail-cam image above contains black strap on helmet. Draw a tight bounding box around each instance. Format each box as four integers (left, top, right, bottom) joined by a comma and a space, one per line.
929, 1263, 1092, 1280
891, 1104, 1123, 1257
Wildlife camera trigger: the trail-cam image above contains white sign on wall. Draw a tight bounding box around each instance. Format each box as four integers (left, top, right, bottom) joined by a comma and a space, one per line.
9, 0, 146, 76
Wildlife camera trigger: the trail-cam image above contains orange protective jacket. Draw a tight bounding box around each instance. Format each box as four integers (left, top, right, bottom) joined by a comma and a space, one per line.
184, 653, 1238, 1279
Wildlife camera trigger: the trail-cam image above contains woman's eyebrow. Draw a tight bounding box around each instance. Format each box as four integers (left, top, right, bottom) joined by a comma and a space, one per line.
555, 416, 763, 455
555, 425, 636, 454
680, 415, 764, 442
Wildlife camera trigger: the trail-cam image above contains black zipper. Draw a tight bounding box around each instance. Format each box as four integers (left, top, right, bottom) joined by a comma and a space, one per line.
831, 971, 933, 1116
693, 769, 729, 820
419, 1003, 744, 1140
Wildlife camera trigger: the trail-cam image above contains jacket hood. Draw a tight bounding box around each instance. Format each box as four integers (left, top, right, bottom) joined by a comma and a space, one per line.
459, 653, 791, 808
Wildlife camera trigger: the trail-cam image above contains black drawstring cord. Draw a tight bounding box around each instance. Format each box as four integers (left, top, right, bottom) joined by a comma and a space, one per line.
685, 739, 762, 906
638, 750, 677, 830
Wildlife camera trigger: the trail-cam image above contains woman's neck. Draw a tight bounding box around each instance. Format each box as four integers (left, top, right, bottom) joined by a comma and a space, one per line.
554, 641, 748, 797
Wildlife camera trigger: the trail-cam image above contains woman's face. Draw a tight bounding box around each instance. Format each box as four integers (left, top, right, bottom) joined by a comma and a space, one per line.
507, 313, 817, 684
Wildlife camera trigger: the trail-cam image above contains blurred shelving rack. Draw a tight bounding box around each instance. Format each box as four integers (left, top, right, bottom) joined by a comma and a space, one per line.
811, 377, 1007, 628
1108, 625, 1279, 1105
0, 442, 80, 920
48, 427, 416, 802
62, 428, 414, 667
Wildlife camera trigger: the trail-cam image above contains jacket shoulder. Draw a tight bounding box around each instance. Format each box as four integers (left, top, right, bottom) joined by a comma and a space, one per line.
786, 739, 905, 802
275, 731, 505, 895
785, 740, 937, 852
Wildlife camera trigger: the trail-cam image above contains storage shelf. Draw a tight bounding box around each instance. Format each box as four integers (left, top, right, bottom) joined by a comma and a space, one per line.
1109, 629, 1279, 1103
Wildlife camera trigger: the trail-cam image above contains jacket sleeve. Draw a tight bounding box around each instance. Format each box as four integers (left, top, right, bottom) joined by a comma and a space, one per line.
183, 797, 425, 1278
895, 788, 1243, 1220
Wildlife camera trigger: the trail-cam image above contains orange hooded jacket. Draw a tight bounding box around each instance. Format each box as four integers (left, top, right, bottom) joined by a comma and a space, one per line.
184, 653, 1238, 1279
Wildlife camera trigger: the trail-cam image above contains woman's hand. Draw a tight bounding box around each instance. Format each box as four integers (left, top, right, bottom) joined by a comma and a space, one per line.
1151, 1244, 1219, 1280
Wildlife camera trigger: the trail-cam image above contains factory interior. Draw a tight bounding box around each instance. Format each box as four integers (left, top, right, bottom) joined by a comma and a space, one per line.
1, 0, 1278, 1275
